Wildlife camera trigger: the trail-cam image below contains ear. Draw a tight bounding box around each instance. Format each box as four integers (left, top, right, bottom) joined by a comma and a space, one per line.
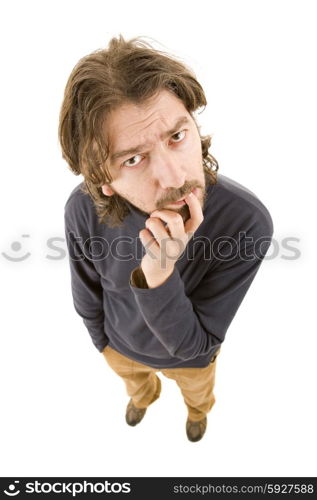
101, 184, 115, 196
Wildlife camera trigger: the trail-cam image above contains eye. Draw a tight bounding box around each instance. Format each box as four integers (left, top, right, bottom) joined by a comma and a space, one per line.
122, 154, 143, 168
170, 130, 186, 143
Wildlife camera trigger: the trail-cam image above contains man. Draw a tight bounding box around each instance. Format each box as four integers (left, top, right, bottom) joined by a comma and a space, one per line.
59, 35, 273, 442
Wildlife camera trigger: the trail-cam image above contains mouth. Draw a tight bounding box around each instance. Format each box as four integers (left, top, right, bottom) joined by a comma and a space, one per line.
166, 187, 200, 206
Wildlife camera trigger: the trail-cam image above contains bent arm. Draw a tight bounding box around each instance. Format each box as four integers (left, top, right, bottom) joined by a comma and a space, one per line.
129, 219, 273, 361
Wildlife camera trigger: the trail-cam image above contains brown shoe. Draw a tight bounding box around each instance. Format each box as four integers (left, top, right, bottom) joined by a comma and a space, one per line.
186, 417, 207, 442
125, 399, 147, 426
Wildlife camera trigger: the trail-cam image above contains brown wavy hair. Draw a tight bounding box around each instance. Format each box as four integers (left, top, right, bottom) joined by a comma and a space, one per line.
58, 35, 219, 227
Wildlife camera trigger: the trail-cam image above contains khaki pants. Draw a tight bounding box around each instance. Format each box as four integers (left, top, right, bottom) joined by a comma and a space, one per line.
103, 346, 220, 422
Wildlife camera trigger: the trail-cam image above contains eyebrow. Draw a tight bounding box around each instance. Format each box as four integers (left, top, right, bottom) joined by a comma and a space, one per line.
110, 116, 190, 163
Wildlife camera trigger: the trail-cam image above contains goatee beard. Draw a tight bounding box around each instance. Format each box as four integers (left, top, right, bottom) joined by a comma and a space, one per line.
179, 187, 207, 224
178, 203, 191, 224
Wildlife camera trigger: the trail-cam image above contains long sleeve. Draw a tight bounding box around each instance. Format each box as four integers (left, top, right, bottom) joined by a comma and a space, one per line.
129, 214, 273, 361
64, 210, 109, 352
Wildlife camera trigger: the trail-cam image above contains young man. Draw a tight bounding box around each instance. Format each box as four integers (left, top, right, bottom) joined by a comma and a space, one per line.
59, 35, 273, 442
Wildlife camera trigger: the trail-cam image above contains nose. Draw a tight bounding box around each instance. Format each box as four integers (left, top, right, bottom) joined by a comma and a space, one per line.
151, 148, 185, 189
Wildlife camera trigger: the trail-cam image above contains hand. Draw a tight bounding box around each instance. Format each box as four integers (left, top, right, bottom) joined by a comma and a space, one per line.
139, 191, 204, 288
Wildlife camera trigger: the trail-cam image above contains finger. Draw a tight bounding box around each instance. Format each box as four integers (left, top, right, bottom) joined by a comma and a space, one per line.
183, 192, 204, 234
149, 210, 185, 240
139, 228, 160, 257
145, 217, 171, 246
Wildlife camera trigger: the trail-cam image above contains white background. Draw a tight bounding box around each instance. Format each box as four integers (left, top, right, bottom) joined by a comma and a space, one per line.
0, 0, 316, 478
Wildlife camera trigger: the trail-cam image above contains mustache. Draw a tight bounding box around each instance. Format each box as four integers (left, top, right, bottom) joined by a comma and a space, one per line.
156, 181, 203, 209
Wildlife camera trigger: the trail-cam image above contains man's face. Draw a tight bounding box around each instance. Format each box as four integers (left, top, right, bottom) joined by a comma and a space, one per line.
101, 90, 207, 221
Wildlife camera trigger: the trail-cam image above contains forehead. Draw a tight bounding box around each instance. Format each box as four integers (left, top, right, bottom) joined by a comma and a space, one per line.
104, 90, 191, 150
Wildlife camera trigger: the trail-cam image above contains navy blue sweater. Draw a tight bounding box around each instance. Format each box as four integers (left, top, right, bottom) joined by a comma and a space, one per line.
64, 174, 273, 368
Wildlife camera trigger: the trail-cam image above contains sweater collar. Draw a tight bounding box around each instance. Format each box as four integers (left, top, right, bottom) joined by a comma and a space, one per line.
123, 200, 149, 230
